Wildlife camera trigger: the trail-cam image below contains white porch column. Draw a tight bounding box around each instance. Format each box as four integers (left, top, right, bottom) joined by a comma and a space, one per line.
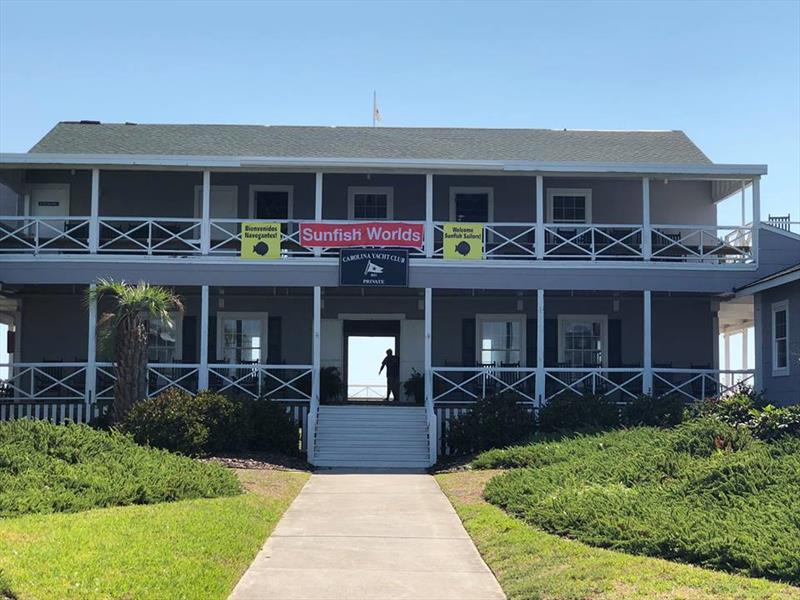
314, 173, 323, 257
200, 171, 211, 255
424, 287, 436, 464
86, 283, 97, 404
751, 177, 760, 265
754, 296, 763, 391
642, 177, 652, 260
309, 286, 321, 461
535, 176, 544, 260
198, 285, 209, 389
740, 181, 747, 226
425, 174, 434, 257
643, 290, 653, 394
89, 169, 100, 253
535, 289, 545, 405
742, 327, 749, 370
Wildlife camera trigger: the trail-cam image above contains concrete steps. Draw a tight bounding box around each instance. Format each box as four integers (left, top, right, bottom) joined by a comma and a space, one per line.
312, 405, 432, 469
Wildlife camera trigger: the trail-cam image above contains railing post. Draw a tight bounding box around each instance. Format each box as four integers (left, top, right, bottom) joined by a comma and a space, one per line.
425, 174, 434, 258
424, 287, 437, 465
89, 169, 100, 253
198, 285, 209, 389
308, 286, 321, 462
314, 173, 323, 258
535, 176, 544, 260
535, 289, 545, 405
751, 177, 760, 265
201, 171, 211, 255
86, 284, 97, 405
642, 177, 652, 260
643, 290, 653, 395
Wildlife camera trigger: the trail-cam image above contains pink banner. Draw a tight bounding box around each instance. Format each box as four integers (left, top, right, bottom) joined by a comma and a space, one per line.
299, 222, 424, 249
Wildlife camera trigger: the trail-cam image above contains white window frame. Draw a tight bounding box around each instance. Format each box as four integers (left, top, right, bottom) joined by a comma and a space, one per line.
475, 313, 526, 367
347, 186, 394, 220
557, 314, 608, 368
546, 188, 593, 224
449, 186, 494, 223
192, 185, 239, 218
145, 311, 183, 363
216, 311, 269, 364
771, 300, 790, 376
248, 185, 294, 220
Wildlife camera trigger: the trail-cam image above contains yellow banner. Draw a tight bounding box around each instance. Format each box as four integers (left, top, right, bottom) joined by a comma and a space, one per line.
443, 223, 483, 260
241, 222, 281, 259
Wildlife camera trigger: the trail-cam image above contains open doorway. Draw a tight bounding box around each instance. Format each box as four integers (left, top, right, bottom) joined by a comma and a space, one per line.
342, 320, 401, 403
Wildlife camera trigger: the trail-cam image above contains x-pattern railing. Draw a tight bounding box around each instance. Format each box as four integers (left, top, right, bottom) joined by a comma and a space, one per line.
208, 364, 312, 399
545, 368, 643, 401
209, 219, 318, 257
147, 364, 200, 396
651, 225, 753, 263
543, 224, 644, 259
432, 367, 537, 403
348, 384, 388, 399
653, 369, 754, 401
98, 218, 202, 254
0, 363, 87, 401
0, 217, 91, 254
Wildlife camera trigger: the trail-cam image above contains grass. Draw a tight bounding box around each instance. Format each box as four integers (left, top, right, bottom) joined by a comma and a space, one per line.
0, 420, 240, 517
0, 468, 309, 600
473, 423, 800, 583
438, 470, 800, 600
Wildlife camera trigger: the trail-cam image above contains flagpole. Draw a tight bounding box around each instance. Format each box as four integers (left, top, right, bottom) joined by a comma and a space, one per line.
372, 90, 376, 128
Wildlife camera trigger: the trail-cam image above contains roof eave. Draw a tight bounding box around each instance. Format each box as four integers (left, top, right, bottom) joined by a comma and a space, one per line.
0, 152, 768, 177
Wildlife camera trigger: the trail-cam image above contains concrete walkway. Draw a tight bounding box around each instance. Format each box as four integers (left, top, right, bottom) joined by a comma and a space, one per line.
228, 472, 506, 600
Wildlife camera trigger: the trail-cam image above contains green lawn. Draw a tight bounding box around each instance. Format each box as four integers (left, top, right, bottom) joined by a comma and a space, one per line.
438, 471, 800, 600
0, 469, 309, 600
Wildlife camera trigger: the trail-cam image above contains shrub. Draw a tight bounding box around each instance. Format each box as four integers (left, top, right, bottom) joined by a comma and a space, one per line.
748, 404, 800, 441
0, 420, 240, 517
621, 393, 685, 427
246, 399, 301, 455
538, 392, 620, 432
690, 387, 767, 425
443, 394, 535, 456
403, 369, 424, 404
320, 366, 343, 403
125, 388, 208, 455
195, 391, 248, 452
670, 417, 753, 457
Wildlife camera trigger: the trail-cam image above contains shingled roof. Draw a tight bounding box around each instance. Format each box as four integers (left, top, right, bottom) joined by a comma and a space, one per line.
29, 123, 713, 165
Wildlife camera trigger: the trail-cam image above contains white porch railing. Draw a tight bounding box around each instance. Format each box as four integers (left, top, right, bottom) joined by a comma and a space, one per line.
650, 225, 753, 264
208, 219, 317, 257
0, 217, 90, 254
347, 384, 387, 399
98, 217, 203, 255
653, 369, 755, 401
545, 368, 644, 401
0, 363, 88, 401
543, 224, 644, 260
208, 364, 313, 399
432, 366, 537, 403
432, 222, 539, 259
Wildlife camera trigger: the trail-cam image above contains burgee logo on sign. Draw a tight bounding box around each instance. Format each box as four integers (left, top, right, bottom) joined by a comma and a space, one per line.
241, 222, 281, 259
443, 223, 483, 260
340, 249, 409, 287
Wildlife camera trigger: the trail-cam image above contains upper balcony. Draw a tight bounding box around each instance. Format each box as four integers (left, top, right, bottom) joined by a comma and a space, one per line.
0, 168, 762, 268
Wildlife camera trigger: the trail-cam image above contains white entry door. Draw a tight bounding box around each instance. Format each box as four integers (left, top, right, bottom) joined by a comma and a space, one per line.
194, 185, 239, 241
29, 184, 70, 239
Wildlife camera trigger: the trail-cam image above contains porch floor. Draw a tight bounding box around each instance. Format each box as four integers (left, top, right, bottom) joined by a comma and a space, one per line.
227, 472, 506, 600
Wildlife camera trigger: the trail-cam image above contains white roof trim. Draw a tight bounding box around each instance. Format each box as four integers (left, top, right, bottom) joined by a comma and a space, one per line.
0, 152, 768, 177
736, 268, 800, 296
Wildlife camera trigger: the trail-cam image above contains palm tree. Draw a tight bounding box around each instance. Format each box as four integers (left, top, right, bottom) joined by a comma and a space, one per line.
86, 279, 183, 423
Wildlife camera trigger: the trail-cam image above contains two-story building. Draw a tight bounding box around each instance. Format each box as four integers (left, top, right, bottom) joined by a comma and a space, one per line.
1, 123, 798, 467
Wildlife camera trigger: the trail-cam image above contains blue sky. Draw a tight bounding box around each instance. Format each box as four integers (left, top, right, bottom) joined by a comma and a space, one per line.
1, 0, 798, 222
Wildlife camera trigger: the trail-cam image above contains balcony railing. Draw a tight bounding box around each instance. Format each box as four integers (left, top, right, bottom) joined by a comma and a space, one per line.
0, 215, 755, 265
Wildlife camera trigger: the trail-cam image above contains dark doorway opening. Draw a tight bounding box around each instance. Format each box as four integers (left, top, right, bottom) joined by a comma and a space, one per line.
342, 319, 402, 403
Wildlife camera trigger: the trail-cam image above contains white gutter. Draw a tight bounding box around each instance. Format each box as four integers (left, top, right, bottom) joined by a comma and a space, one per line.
735, 268, 800, 296
0, 152, 768, 177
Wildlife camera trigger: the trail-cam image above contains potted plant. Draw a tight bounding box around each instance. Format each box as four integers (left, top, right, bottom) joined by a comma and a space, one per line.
403, 369, 424, 405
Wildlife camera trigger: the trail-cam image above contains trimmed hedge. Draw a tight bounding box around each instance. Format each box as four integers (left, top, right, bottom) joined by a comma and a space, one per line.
0, 420, 240, 517
477, 425, 800, 584
124, 389, 300, 456
443, 395, 536, 455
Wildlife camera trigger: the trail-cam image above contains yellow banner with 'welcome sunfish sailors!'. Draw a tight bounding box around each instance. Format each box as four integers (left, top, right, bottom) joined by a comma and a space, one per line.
443, 223, 483, 260
241, 222, 281, 259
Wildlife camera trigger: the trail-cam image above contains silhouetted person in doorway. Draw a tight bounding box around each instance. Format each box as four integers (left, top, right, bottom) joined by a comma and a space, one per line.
379, 348, 400, 402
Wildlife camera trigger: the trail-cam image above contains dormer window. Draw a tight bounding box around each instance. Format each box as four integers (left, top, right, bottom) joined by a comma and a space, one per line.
547, 188, 592, 223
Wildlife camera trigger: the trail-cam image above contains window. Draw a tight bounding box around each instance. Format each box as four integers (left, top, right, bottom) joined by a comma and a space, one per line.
348, 187, 393, 220
476, 315, 525, 366
547, 188, 592, 223
772, 300, 790, 376
217, 313, 267, 364
449, 187, 493, 223
146, 313, 182, 363
558, 315, 607, 368
249, 185, 292, 220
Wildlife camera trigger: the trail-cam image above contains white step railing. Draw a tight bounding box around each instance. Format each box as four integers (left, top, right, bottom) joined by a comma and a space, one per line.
98, 217, 203, 255
0, 217, 90, 254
